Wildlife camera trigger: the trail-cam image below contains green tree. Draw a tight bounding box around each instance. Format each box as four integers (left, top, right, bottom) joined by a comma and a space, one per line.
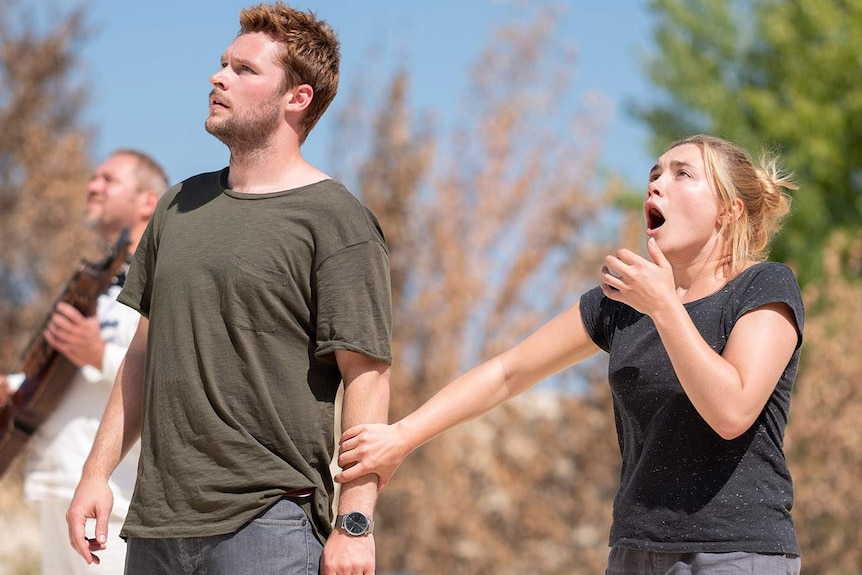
637, 3, 862, 572
635, 0, 862, 285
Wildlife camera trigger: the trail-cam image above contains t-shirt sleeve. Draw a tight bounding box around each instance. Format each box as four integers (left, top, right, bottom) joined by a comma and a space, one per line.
117, 215, 157, 318
314, 240, 392, 364
579, 285, 611, 352
735, 263, 804, 349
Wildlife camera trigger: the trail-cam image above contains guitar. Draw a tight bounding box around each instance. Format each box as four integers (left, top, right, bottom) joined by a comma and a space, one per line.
0, 230, 131, 479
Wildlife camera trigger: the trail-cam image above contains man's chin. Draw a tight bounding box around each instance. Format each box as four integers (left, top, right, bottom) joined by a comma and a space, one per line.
204, 119, 217, 136
82, 214, 101, 230
204, 121, 232, 146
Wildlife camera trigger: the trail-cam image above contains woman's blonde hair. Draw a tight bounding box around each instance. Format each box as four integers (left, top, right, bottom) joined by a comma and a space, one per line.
670, 134, 797, 275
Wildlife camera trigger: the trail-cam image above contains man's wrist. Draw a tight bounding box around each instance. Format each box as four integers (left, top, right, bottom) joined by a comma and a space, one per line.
334, 511, 374, 536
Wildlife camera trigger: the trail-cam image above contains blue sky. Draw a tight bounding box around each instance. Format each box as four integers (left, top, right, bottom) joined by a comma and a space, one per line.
71, 0, 656, 188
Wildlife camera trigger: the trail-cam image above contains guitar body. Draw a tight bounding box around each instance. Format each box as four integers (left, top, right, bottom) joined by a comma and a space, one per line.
0, 406, 29, 477
0, 231, 131, 478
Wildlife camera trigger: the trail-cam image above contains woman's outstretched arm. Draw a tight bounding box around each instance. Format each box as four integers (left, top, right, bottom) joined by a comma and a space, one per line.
335, 301, 600, 489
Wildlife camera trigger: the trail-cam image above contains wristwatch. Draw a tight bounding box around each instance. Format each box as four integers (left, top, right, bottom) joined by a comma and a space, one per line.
335, 511, 374, 536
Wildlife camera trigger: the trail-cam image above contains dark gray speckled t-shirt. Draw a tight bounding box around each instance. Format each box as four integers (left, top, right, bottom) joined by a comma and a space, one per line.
580, 262, 803, 555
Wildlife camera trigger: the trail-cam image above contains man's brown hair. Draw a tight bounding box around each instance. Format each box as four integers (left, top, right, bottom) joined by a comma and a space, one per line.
239, 2, 340, 144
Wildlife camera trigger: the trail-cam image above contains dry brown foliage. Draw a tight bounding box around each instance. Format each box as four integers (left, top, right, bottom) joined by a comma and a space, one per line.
337, 6, 862, 573
0, 0, 94, 372
0, 2, 93, 573
335, 7, 623, 574
787, 231, 862, 575
0, 457, 39, 575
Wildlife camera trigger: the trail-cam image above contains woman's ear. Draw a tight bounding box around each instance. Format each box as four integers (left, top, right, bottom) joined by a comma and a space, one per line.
720, 197, 744, 224
728, 197, 744, 222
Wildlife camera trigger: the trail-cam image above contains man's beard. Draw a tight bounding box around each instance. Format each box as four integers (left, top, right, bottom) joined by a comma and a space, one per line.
205, 94, 282, 154
82, 205, 103, 232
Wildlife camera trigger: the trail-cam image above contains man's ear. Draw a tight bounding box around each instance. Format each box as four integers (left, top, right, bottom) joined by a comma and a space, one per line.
287, 84, 313, 112
138, 189, 160, 219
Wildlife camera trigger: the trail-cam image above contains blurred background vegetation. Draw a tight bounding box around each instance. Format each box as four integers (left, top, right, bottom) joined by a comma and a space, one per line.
1, 0, 860, 574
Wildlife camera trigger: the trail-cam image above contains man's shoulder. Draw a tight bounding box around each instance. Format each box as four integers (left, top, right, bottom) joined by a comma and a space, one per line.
298, 180, 387, 251
305, 179, 379, 222
306, 178, 354, 201
156, 169, 224, 212
176, 169, 224, 193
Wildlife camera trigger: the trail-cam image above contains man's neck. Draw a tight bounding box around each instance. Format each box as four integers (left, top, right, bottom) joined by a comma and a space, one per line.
227, 145, 328, 195
98, 222, 145, 256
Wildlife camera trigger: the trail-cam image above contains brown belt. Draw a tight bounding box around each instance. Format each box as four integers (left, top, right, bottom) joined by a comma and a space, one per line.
284, 487, 315, 498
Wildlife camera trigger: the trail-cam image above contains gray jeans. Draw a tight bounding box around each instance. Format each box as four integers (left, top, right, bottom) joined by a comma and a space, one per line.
125, 498, 323, 575
606, 547, 801, 575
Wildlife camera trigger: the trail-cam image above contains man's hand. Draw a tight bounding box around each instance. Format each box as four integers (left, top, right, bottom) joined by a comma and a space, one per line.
43, 302, 105, 368
321, 530, 376, 575
66, 476, 115, 565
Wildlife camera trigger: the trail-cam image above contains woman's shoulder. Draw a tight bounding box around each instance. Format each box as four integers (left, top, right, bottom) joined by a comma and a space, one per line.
734, 261, 798, 287
728, 261, 803, 315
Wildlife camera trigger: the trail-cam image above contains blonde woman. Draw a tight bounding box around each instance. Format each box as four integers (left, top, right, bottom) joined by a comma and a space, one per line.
338, 135, 803, 574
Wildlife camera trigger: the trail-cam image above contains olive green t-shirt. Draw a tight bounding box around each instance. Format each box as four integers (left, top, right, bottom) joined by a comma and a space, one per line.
118, 169, 392, 541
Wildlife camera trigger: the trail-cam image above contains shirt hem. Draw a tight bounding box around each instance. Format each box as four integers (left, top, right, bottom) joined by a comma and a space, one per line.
610, 537, 801, 557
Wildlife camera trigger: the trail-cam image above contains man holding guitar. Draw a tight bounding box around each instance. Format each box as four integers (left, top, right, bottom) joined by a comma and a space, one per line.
0, 149, 168, 574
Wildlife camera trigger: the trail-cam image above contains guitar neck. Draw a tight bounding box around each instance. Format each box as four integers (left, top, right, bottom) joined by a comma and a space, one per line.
20, 229, 132, 380
0, 229, 132, 479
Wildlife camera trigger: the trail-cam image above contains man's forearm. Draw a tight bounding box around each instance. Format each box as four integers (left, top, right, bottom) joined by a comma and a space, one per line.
82, 345, 144, 480
336, 365, 390, 515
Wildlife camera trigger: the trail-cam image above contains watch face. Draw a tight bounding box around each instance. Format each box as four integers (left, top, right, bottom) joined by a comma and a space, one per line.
344, 512, 369, 535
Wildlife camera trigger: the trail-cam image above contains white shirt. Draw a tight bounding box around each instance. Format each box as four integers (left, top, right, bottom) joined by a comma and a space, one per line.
18, 283, 141, 517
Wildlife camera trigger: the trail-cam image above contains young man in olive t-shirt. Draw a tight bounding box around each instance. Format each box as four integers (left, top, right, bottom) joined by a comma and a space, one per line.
67, 5, 391, 575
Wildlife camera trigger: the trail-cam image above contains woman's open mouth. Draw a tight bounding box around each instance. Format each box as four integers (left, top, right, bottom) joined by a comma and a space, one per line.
646, 206, 666, 231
